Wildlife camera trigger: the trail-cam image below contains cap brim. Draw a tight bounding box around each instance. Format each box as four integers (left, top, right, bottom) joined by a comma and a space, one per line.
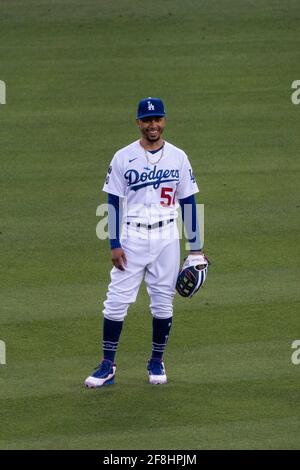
137, 113, 166, 119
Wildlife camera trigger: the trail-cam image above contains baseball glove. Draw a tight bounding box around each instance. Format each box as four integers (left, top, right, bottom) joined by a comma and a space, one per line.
176, 253, 209, 298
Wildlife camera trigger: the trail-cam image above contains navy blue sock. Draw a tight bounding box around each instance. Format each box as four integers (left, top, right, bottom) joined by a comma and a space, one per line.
151, 317, 173, 360
102, 318, 123, 362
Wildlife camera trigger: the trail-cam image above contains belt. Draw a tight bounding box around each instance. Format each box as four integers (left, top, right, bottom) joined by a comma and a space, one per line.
126, 219, 174, 230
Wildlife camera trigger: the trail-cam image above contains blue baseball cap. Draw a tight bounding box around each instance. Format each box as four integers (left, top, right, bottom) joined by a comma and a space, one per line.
136, 97, 166, 119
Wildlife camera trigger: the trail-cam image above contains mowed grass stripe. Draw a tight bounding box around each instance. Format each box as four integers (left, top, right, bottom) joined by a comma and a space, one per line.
0, 385, 298, 449
0, 338, 296, 398
0, 417, 299, 450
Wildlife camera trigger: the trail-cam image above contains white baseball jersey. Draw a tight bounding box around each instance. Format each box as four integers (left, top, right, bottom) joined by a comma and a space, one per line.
103, 140, 199, 225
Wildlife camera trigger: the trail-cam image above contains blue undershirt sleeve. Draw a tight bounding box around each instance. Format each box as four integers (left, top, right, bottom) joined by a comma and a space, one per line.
179, 194, 202, 252
108, 193, 122, 250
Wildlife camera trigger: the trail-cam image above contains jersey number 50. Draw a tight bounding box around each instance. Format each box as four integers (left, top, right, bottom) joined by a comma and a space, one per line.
160, 187, 176, 207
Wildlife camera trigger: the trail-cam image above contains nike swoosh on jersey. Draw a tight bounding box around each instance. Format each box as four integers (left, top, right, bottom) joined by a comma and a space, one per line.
129, 158, 138, 162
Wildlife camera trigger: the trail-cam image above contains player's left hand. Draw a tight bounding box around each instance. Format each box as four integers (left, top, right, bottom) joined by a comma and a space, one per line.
176, 252, 209, 298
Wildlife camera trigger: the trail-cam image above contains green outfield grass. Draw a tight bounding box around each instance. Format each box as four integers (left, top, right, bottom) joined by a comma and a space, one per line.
0, 0, 300, 449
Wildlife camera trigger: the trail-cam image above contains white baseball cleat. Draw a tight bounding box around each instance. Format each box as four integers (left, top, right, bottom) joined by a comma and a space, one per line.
84, 359, 116, 388
147, 358, 167, 385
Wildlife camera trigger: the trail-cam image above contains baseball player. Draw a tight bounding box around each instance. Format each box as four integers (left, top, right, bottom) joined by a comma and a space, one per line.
85, 97, 204, 387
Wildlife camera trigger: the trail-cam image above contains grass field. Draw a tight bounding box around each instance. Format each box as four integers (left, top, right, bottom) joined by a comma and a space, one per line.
0, 0, 300, 450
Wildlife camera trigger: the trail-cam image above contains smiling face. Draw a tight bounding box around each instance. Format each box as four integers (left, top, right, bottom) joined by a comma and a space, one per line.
137, 116, 166, 148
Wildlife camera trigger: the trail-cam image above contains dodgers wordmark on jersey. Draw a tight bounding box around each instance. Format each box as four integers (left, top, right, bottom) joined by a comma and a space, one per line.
103, 140, 199, 225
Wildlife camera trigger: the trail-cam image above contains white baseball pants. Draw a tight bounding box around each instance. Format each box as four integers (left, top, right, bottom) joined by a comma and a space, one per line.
103, 223, 180, 321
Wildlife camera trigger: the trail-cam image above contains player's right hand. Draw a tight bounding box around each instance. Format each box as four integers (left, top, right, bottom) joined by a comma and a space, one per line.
111, 248, 127, 271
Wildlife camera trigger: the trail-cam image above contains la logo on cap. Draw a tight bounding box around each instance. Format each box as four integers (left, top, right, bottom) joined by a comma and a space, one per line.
147, 100, 155, 111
